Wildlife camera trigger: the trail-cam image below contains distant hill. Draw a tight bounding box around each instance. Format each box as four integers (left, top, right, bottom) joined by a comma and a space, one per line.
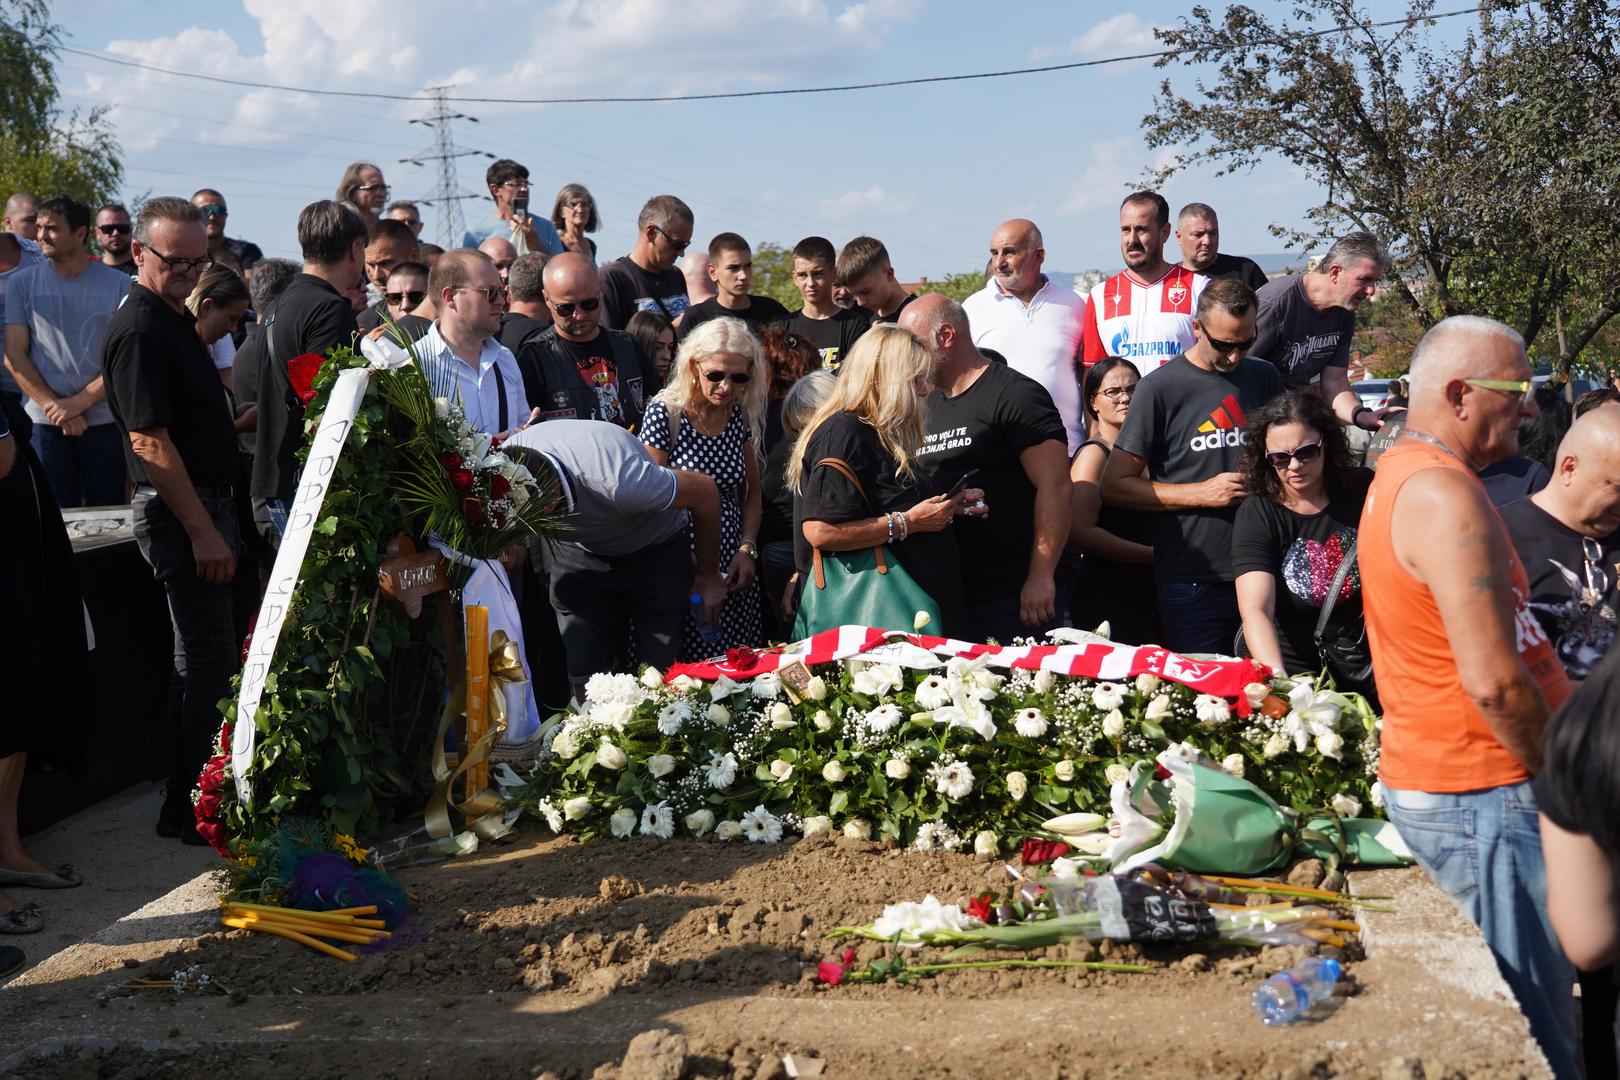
1051, 253, 1307, 292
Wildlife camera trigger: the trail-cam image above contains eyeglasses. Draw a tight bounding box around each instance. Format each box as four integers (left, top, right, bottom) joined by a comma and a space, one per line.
98, 223, 131, 235
1464, 378, 1535, 404
550, 296, 600, 318
142, 247, 213, 274
652, 225, 691, 253
455, 285, 505, 304
197, 204, 227, 218
498, 180, 530, 190
1264, 442, 1324, 469
386, 290, 426, 306
354, 183, 389, 195
1203, 333, 1257, 354
1098, 384, 1137, 401
703, 369, 751, 385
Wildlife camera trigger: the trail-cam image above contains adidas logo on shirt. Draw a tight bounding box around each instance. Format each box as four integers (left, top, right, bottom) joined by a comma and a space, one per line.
1189, 394, 1250, 451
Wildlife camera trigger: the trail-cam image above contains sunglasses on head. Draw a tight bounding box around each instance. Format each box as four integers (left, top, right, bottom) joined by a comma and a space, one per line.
386, 290, 426, 306
98, 223, 131, 235
551, 296, 600, 318
703, 369, 751, 385
1265, 442, 1323, 469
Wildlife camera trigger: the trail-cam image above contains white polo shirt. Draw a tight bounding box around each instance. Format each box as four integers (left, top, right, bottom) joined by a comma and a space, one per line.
414, 322, 530, 436
962, 275, 1088, 453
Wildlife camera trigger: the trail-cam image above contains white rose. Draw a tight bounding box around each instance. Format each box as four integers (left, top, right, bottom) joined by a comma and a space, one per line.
684, 809, 715, 836
1263, 732, 1290, 758
640, 667, 665, 690
1101, 709, 1125, 738
822, 760, 848, 783
813, 710, 834, 731
597, 741, 628, 771
1135, 673, 1161, 695
750, 672, 782, 700
1222, 753, 1246, 778
1105, 763, 1131, 786
768, 701, 794, 729
670, 674, 702, 693
1315, 732, 1345, 761
1369, 781, 1386, 809
562, 796, 591, 820
802, 815, 834, 838
647, 754, 675, 778
805, 675, 827, 701
1054, 759, 1076, 782
1144, 695, 1172, 721
1091, 682, 1125, 711
707, 703, 731, 727
1243, 682, 1271, 709
715, 820, 743, 841
842, 818, 872, 840
1331, 793, 1362, 819
608, 807, 636, 838
551, 727, 582, 760
1033, 668, 1056, 694
973, 831, 999, 857
1006, 770, 1028, 801
881, 756, 909, 780
769, 759, 794, 781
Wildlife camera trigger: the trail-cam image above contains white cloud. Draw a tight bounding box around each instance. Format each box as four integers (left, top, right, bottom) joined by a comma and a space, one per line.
1030, 14, 1162, 66
836, 0, 925, 33
1059, 138, 1184, 217
819, 185, 912, 220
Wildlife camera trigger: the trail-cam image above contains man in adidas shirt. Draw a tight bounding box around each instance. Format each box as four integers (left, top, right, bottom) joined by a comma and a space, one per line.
1082, 191, 1207, 376
1101, 278, 1283, 654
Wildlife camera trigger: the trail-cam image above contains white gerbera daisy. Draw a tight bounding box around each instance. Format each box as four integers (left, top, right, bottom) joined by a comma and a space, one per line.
864, 703, 904, 732
705, 751, 738, 790
1013, 708, 1048, 739
656, 699, 693, 736
1091, 682, 1125, 711
740, 804, 783, 843
639, 801, 675, 839
934, 761, 975, 801
914, 674, 952, 710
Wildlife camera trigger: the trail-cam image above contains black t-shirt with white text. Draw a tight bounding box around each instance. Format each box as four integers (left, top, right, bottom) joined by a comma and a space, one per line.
1113, 355, 1285, 582
918, 362, 1066, 600
1250, 274, 1354, 389
599, 256, 689, 330
1499, 496, 1620, 678
677, 295, 791, 340
786, 306, 873, 370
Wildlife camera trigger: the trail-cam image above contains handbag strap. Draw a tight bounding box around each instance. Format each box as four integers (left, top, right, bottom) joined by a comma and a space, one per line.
1314, 534, 1358, 644
808, 457, 889, 584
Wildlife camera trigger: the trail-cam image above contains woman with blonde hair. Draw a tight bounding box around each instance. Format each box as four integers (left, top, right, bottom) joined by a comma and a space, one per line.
788, 323, 979, 637
186, 265, 250, 391
641, 316, 769, 657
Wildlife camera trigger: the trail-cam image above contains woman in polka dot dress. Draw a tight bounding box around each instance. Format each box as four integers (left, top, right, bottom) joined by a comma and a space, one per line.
641, 317, 767, 660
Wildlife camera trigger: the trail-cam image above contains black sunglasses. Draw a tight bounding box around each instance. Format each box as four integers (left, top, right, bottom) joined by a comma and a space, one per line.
1204, 333, 1257, 354
455, 285, 505, 304
551, 296, 600, 318
143, 247, 213, 274
98, 223, 132, 235
652, 224, 691, 253
386, 290, 426, 306
703, 370, 751, 385
1264, 442, 1323, 469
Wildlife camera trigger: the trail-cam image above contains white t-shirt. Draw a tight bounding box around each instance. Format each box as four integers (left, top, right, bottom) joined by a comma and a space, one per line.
1081, 265, 1208, 377
961, 275, 1088, 454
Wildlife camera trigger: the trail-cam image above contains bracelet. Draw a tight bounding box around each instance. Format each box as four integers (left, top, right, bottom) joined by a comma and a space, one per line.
1353, 406, 1372, 426
896, 510, 909, 541
884, 512, 895, 544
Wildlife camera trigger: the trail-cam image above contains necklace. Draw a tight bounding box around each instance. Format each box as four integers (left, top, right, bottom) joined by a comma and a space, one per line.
1400, 428, 1463, 462
686, 403, 727, 437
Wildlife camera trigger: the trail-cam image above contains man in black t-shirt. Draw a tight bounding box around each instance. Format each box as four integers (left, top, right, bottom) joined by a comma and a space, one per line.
784, 235, 871, 370
677, 232, 791, 340
1175, 203, 1268, 292
498, 251, 552, 356
837, 235, 915, 324
1501, 408, 1620, 679
252, 200, 366, 538
191, 188, 263, 272
599, 195, 693, 330
518, 253, 658, 429
1103, 278, 1285, 654
903, 295, 1070, 644
102, 196, 240, 845
95, 203, 137, 277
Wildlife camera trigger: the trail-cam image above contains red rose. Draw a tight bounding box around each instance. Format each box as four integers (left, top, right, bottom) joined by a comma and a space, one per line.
816, 947, 858, 986
450, 468, 475, 494
965, 893, 995, 924
439, 451, 463, 471
1019, 838, 1072, 866
725, 646, 758, 669
287, 353, 326, 407
489, 473, 511, 500
462, 496, 483, 524
195, 792, 222, 820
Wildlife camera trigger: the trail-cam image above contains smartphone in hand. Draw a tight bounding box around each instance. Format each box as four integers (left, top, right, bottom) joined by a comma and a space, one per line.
513, 193, 529, 221
946, 468, 981, 498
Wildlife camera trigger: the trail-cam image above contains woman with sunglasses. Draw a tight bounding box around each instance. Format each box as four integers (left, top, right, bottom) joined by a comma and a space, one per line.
1232, 390, 1372, 679
642, 317, 769, 658
1068, 357, 1158, 644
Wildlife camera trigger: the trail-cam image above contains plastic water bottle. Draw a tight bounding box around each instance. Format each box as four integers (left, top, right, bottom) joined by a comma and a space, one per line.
1251, 957, 1342, 1025
690, 593, 724, 647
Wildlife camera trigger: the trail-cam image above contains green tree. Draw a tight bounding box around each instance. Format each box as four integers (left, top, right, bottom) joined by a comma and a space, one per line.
0, 0, 123, 210
1144, 0, 1619, 373
750, 241, 803, 310
915, 271, 988, 304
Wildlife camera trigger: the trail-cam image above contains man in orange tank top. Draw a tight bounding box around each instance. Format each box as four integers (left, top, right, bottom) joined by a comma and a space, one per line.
1360, 316, 1576, 1076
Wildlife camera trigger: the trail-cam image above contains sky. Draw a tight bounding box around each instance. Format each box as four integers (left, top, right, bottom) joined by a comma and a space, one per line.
51, 0, 1444, 281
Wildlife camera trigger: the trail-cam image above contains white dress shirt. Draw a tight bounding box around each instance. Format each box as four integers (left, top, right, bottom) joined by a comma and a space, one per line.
414, 322, 530, 435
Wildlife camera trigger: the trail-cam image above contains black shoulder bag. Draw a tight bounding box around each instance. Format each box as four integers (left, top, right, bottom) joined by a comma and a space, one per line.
1313, 536, 1378, 705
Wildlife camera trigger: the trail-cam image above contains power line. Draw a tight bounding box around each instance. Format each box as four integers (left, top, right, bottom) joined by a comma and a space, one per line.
55, 7, 1485, 106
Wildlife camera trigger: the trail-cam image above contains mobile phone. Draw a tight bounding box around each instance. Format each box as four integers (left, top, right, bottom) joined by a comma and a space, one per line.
947, 468, 981, 498
513, 193, 529, 220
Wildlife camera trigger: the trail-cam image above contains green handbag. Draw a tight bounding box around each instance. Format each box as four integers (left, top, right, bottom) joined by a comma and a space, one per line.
791, 457, 942, 639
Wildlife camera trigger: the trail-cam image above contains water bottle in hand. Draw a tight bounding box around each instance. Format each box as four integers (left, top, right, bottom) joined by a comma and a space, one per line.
1251, 956, 1342, 1025
690, 593, 724, 646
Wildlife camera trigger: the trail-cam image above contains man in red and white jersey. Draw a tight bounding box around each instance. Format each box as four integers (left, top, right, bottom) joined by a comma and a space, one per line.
1081, 191, 1207, 376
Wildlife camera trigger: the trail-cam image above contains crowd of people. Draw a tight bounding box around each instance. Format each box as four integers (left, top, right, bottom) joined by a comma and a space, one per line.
0, 161, 1616, 1074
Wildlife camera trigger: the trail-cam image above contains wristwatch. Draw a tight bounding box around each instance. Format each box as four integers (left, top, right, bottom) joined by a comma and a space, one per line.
737, 540, 759, 560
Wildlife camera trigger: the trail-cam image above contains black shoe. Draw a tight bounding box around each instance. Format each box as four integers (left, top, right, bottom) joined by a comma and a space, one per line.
155, 791, 192, 839
0, 944, 25, 978
179, 827, 210, 847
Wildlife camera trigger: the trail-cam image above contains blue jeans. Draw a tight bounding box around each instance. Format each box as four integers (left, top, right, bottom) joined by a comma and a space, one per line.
32, 421, 127, 508
1384, 782, 1578, 1078
1156, 579, 1240, 654
132, 488, 240, 797
264, 497, 291, 542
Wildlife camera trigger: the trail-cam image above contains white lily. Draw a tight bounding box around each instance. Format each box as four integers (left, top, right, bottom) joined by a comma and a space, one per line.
1042, 812, 1107, 836
1281, 680, 1342, 753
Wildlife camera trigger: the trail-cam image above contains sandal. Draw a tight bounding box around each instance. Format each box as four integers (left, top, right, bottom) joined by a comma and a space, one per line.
0, 863, 83, 889
0, 903, 43, 934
